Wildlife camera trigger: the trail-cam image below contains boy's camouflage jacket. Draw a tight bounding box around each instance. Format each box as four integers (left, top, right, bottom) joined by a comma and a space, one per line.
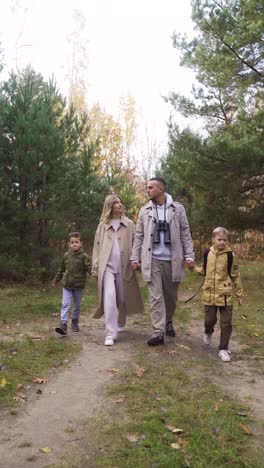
54, 248, 91, 289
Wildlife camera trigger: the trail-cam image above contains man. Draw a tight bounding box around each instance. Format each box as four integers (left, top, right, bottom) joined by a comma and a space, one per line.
131, 177, 194, 345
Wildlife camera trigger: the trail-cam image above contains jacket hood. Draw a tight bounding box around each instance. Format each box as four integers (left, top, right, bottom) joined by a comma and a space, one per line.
146, 192, 174, 209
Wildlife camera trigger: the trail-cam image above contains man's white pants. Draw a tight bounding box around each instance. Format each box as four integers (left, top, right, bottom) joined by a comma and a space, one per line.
103, 271, 125, 339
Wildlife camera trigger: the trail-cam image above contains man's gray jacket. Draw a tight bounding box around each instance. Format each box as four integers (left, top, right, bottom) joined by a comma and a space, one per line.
131, 200, 194, 282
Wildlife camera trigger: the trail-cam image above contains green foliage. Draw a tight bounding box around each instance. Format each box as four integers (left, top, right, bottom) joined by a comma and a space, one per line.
0, 67, 107, 279
161, 0, 264, 233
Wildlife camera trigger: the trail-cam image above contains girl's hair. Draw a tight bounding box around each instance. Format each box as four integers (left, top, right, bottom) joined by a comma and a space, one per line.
100, 194, 124, 224
212, 227, 229, 238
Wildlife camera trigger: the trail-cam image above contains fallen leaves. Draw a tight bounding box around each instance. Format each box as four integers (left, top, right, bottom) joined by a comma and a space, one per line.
13, 393, 26, 402
165, 425, 184, 434
214, 403, 220, 413
176, 344, 192, 351
171, 442, 181, 450
114, 397, 125, 403
168, 344, 191, 354
0, 378, 8, 389
33, 378, 48, 384
108, 368, 120, 375
135, 365, 145, 378
16, 383, 24, 391
39, 447, 52, 453
126, 433, 145, 443
240, 423, 253, 435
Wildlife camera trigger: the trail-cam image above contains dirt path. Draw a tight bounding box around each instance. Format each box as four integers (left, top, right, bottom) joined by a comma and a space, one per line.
1, 307, 264, 467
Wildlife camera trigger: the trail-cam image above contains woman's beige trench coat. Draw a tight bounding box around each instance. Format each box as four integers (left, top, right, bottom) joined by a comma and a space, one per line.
92, 216, 144, 320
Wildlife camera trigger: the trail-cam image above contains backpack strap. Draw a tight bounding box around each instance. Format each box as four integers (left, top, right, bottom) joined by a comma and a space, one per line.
203, 248, 233, 276
227, 251, 233, 277
203, 248, 210, 274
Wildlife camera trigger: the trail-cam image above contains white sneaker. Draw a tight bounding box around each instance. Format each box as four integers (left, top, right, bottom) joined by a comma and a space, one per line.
219, 350, 231, 362
203, 333, 212, 345
118, 325, 126, 332
104, 337, 114, 346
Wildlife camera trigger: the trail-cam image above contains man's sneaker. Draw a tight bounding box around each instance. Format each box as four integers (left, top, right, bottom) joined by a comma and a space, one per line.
203, 333, 212, 346
71, 319, 80, 332
166, 321, 176, 337
55, 321, 67, 335
104, 337, 114, 346
219, 350, 231, 362
147, 334, 164, 346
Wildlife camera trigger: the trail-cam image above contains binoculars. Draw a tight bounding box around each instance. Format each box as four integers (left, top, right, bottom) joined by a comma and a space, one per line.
153, 220, 171, 244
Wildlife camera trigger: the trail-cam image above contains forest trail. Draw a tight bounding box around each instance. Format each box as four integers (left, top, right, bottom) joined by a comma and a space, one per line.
1, 301, 264, 468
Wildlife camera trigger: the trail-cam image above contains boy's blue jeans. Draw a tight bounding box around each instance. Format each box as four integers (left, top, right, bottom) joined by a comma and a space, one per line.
60, 288, 83, 323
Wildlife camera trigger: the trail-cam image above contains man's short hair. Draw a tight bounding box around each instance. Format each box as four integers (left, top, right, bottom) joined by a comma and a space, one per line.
149, 177, 166, 187
69, 231, 81, 240
212, 227, 229, 238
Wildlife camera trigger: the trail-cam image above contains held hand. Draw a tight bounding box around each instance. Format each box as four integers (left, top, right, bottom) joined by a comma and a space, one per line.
186, 259, 195, 270
52, 281, 58, 288
131, 261, 141, 271
238, 298, 243, 306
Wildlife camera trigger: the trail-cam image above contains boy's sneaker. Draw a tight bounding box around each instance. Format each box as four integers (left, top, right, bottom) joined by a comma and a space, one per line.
166, 321, 176, 337
55, 321, 67, 335
203, 333, 212, 345
219, 350, 231, 362
71, 319, 80, 332
104, 337, 114, 346
147, 333, 164, 346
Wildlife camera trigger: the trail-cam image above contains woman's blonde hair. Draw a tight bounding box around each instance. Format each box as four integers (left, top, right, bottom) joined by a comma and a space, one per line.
100, 194, 124, 224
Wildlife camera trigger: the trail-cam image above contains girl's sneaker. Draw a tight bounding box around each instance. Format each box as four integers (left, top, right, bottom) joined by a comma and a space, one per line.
104, 337, 114, 346
219, 350, 231, 362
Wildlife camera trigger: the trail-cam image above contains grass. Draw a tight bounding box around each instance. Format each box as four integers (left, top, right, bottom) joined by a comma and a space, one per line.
0, 337, 81, 407
93, 347, 263, 467
0, 277, 97, 324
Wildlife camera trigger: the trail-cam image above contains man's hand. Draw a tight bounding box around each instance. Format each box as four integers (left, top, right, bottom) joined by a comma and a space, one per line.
131, 261, 141, 271
186, 259, 195, 270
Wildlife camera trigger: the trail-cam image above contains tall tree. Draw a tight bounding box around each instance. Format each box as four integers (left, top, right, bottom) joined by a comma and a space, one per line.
161, 0, 264, 235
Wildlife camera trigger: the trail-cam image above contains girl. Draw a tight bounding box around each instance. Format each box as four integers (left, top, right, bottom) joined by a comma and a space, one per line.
92, 194, 144, 345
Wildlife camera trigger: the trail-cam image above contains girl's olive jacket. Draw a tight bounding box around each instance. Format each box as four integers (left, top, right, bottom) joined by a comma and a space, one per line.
92, 216, 144, 319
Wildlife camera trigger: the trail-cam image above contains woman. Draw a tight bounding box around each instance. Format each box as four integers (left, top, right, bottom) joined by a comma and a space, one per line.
92, 194, 144, 346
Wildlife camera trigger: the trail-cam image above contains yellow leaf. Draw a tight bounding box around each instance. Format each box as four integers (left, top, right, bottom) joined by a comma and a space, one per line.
39, 447, 52, 453
254, 333, 259, 337
215, 403, 219, 413
1, 378, 7, 389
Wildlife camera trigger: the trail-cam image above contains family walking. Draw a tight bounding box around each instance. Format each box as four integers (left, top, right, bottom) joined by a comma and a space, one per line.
53, 177, 243, 362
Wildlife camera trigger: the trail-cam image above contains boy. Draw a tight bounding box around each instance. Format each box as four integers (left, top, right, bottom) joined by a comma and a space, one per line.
53, 232, 90, 335
190, 227, 243, 362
